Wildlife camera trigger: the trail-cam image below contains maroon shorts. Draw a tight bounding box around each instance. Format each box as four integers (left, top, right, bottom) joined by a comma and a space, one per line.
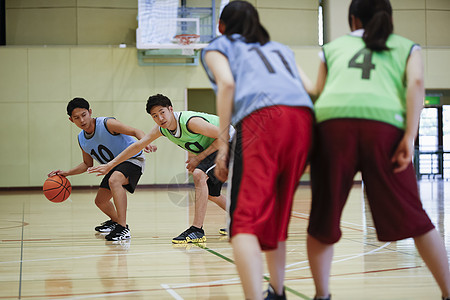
308, 119, 434, 244
228, 106, 313, 250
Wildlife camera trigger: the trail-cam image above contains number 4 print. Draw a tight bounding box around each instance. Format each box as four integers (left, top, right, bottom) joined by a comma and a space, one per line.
348, 48, 375, 79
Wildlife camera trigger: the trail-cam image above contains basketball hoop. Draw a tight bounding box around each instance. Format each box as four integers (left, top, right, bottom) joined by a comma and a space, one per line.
173, 34, 200, 45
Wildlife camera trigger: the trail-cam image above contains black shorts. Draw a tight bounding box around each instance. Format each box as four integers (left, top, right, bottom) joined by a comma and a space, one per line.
196, 151, 223, 197
100, 161, 142, 193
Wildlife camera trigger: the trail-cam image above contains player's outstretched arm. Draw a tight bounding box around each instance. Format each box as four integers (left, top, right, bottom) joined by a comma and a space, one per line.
106, 118, 146, 138
105, 118, 157, 153
48, 150, 93, 177
87, 125, 162, 176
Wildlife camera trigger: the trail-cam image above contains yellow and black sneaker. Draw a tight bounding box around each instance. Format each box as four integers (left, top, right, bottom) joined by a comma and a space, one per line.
172, 226, 206, 244
219, 228, 228, 236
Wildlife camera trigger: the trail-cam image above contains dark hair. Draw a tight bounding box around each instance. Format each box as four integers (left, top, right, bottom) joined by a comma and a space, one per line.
219, 0, 270, 45
67, 97, 90, 116
146, 94, 173, 114
348, 0, 393, 51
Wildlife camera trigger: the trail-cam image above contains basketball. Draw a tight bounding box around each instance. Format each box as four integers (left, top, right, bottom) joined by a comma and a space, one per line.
43, 175, 72, 203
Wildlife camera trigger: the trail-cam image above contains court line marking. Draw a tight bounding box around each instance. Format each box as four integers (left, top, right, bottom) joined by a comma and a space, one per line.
159, 211, 388, 299
161, 243, 311, 300
53, 291, 141, 300
0, 220, 29, 230
3, 238, 52, 242
0, 272, 430, 300
284, 267, 427, 285
4, 208, 405, 299
285, 249, 394, 270
161, 243, 398, 298
18, 202, 25, 299
0, 247, 232, 264
285, 242, 391, 272
161, 284, 184, 300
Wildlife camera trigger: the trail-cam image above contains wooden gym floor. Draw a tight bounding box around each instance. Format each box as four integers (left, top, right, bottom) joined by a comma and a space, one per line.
0, 180, 449, 299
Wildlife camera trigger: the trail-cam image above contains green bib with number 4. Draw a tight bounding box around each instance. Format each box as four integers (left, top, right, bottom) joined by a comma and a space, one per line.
315, 33, 416, 129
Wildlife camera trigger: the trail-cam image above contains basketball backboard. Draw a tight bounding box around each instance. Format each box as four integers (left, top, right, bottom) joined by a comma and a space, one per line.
137, 0, 224, 65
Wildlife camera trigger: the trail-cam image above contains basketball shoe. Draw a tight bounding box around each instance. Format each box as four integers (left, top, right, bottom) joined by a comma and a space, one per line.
105, 224, 131, 241
313, 296, 331, 300
172, 226, 206, 244
95, 220, 117, 233
219, 228, 228, 235
264, 284, 286, 300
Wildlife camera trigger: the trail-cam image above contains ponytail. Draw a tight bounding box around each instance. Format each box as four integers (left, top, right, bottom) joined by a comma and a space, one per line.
363, 10, 393, 51
219, 1, 270, 45
349, 0, 393, 51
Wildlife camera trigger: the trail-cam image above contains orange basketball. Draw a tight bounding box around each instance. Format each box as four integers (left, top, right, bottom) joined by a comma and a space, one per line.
43, 175, 72, 203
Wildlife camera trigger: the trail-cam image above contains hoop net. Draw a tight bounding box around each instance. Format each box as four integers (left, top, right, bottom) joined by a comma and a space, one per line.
173, 34, 200, 45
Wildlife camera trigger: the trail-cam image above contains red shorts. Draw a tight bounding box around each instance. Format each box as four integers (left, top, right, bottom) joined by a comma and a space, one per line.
308, 119, 434, 244
228, 106, 313, 250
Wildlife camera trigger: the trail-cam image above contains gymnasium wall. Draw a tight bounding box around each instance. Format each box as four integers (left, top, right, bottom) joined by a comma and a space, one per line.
0, 0, 320, 188
0, 0, 449, 188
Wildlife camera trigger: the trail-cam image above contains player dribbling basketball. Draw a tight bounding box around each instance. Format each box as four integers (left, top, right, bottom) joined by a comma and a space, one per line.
48, 97, 155, 241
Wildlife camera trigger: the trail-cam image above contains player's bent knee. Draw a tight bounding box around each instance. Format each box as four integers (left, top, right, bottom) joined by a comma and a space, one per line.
108, 171, 128, 188
94, 195, 108, 207
192, 169, 207, 184
94, 188, 112, 206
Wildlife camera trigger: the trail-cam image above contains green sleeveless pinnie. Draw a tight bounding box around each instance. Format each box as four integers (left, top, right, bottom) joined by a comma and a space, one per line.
315, 33, 416, 129
159, 111, 219, 154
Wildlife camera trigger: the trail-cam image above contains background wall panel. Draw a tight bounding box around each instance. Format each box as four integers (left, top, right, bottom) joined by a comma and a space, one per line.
257, 0, 317, 9
0, 0, 449, 187
0, 48, 28, 102
0, 103, 29, 187
112, 48, 155, 102
77, 0, 137, 9
69, 48, 114, 101
28, 102, 71, 186
6, 8, 77, 45
393, 10, 426, 46
426, 10, 450, 46
5, 0, 76, 8
259, 9, 318, 46
391, 0, 425, 9
76, 7, 138, 45
425, 49, 450, 89
28, 48, 70, 102
426, 0, 450, 10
